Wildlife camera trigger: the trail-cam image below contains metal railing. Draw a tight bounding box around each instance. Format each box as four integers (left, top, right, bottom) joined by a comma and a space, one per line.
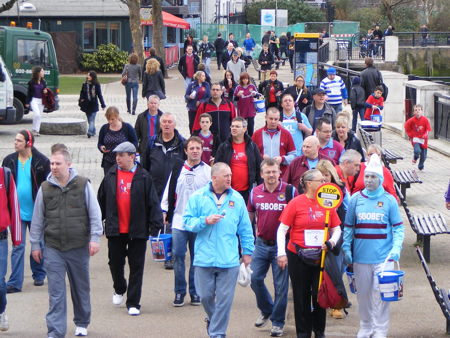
408, 75, 450, 86
336, 39, 385, 61
434, 93, 450, 141
318, 62, 360, 90
395, 32, 450, 47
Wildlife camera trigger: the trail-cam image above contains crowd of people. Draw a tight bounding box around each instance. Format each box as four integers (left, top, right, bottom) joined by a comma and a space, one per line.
0, 35, 446, 338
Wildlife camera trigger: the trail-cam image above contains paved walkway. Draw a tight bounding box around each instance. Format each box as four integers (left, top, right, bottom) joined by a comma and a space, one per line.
0, 63, 449, 337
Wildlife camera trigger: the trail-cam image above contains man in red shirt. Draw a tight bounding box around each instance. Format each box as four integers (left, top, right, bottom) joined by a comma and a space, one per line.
247, 159, 297, 336
252, 108, 296, 176
215, 117, 262, 203
335, 149, 362, 193
98, 142, 162, 316
404, 104, 431, 171
315, 117, 344, 164
283, 135, 332, 191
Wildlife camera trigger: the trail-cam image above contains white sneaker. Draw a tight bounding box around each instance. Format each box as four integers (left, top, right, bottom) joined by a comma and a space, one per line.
0, 312, 8, 331
74, 326, 87, 336
112, 292, 124, 305
128, 307, 140, 316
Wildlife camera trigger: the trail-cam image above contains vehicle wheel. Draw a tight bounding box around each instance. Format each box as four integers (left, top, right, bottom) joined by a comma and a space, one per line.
14, 97, 24, 122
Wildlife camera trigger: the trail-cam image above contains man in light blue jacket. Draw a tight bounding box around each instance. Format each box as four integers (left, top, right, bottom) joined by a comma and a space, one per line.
184, 162, 254, 338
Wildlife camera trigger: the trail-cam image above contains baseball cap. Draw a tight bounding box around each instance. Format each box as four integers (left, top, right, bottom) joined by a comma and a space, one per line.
113, 141, 136, 153
312, 88, 326, 95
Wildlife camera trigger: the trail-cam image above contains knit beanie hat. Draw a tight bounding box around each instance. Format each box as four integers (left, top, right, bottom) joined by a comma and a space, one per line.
365, 154, 384, 180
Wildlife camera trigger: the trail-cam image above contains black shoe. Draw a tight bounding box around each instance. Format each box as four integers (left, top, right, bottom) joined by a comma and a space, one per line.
191, 294, 201, 306
6, 286, 21, 294
164, 259, 174, 270
173, 293, 185, 307
34, 280, 44, 286
87, 134, 91, 139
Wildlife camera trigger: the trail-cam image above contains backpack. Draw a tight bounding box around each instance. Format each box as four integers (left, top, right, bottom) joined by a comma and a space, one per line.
377, 70, 389, 101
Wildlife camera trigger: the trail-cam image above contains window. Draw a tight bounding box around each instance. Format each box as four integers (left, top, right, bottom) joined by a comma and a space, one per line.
167, 27, 176, 44
82, 22, 121, 51
17, 39, 50, 67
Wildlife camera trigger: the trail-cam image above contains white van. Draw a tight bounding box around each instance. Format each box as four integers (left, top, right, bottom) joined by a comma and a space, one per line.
0, 55, 16, 123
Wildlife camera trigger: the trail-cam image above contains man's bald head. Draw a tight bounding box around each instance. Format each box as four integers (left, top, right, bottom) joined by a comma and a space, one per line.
302, 136, 320, 159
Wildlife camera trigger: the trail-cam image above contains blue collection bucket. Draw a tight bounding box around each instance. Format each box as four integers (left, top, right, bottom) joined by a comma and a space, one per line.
377, 259, 405, 302
345, 267, 357, 294
254, 96, 266, 114
149, 232, 172, 262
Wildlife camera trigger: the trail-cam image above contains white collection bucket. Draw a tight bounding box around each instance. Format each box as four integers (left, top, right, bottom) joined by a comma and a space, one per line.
254, 96, 266, 114
377, 258, 405, 302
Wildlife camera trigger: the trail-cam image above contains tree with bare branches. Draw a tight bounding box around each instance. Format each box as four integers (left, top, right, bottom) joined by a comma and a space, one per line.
0, 0, 18, 13
380, 0, 415, 26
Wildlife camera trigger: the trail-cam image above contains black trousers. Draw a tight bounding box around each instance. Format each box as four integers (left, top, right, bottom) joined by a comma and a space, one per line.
287, 249, 325, 337
108, 235, 147, 309
245, 116, 255, 137
188, 110, 197, 134
216, 52, 223, 69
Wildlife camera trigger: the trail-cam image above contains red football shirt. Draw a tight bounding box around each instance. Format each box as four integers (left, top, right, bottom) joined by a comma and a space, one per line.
279, 194, 340, 253
230, 141, 249, 191
117, 169, 135, 234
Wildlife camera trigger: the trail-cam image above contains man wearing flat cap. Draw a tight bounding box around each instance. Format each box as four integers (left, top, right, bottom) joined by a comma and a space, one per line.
302, 88, 336, 130
98, 141, 163, 316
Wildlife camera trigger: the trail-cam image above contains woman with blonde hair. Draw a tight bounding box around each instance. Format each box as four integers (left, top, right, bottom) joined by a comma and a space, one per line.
142, 58, 165, 101
283, 75, 312, 113
332, 115, 365, 161
97, 106, 138, 175
122, 53, 141, 115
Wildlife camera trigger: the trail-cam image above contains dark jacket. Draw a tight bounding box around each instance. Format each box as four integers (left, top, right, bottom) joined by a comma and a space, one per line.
185, 81, 211, 111
2, 148, 50, 201
332, 130, 366, 162
302, 102, 336, 129
219, 79, 237, 102
198, 41, 215, 59
221, 49, 234, 70
214, 134, 262, 190
78, 82, 106, 114
142, 55, 166, 78
258, 51, 274, 71
26, 79, 47, 105
178, 54, 200, 79
98, 165, 163, 239
258, 79, 284, 106
145, 129, 186, 200
98, 122, 138, 167
142, 70, 165, 98
360, 66, 383, 99
134, 109, 163, 168
350, 84, 366, 109
214, 37, 226, 54
283, 86, 313, 112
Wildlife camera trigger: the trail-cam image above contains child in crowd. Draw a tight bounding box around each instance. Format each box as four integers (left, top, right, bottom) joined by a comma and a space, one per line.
192, 113, 218, 165
404, 104, 431, 171
364, 85, 384, 121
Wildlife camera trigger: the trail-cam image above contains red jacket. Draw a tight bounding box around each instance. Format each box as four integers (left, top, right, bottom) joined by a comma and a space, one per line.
364, 94, 384, 120
0, 167, 22, 246
42, 88, 56, 112
352, 162, 398, 201
404, 115, 431, 149
252, 126, 296, 175
335, 164, 355, 193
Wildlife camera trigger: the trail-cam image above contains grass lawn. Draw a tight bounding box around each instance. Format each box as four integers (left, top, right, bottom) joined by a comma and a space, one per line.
59, 76, 121, 95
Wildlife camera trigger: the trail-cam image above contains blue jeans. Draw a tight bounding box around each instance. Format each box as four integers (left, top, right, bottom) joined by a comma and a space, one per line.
331, 103, 343, 114
0, 236, 7, 314
7, 221, 46, 290
172, 229, 197, 296
202, 58, 211, 75
352, 106, 365, 131
413, 143, 427, 170
125, 82, 139, 114
250, 238, 289, 327
195, 266, 239, 338
86, 112, 97, 136
184, 77, 193, 90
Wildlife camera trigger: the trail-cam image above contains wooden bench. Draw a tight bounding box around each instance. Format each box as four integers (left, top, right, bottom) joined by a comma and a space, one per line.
392, 169, 422, 200
416, 246, 450, 334
358, 127, 403, 165
407, 210, 450, 263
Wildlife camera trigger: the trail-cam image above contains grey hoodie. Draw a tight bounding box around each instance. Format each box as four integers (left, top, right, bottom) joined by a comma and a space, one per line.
30, 168, 103, 251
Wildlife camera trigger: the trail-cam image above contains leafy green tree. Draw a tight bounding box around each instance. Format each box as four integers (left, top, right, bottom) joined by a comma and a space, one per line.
245, 0, 325, 25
